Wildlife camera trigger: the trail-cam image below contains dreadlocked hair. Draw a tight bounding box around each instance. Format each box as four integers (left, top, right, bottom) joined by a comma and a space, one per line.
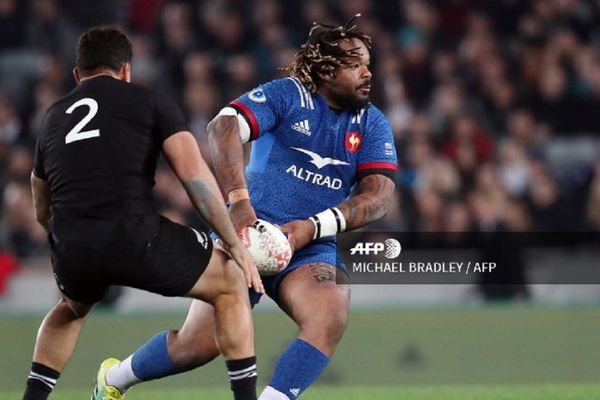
289, 13, 372, 94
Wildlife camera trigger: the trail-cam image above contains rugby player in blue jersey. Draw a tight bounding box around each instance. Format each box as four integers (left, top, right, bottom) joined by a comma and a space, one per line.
94, 14, 397, 400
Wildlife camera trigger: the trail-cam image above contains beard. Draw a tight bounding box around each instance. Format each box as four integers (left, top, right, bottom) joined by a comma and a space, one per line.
328, 86, 370, 110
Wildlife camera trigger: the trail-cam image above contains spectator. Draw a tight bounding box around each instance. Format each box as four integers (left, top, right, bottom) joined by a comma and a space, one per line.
0, 93, 21, 145
1, 0, 600, 261
0, 0, 24, 50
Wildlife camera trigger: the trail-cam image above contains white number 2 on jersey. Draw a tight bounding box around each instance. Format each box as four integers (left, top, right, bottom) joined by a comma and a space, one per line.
65, 98, 100, 144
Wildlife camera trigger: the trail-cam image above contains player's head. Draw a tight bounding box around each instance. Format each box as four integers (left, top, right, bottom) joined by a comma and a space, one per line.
291, 14, 372, 109
74, 26, 132, 83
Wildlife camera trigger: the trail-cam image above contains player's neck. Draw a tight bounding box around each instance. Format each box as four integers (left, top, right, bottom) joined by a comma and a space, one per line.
320, 91, 344, 112
78, 71, 120, 82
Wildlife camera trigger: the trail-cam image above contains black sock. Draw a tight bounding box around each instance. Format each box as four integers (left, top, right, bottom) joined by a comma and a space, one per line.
22, 362, 61, 400
226, 356, 257, 400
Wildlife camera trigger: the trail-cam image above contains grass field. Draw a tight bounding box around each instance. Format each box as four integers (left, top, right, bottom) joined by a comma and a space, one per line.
1, 384, 600, 400
1, 305, 599, 399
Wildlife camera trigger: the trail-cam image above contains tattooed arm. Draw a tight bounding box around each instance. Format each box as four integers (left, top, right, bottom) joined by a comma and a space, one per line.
207, 116, 248, 195
163, 131, 241, 246
337, 174, 395, 230
207, 115, 257, 230
162, 131, 262, 291
282, 174, 395, 251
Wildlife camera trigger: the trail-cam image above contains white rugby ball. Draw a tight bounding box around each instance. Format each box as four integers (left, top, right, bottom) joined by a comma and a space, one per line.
239, 219, 292, 276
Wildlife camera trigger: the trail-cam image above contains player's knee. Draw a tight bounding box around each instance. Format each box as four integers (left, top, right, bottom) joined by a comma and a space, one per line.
215, 259, 248, 298
59, 296, 91, 319
324, 308, 348, 341
192, 249, 248, 303
207, 264, 249, 313
301, 307, 348, 347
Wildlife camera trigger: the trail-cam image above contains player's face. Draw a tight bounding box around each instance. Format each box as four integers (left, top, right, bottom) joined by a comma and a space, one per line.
327, 38, 372, 109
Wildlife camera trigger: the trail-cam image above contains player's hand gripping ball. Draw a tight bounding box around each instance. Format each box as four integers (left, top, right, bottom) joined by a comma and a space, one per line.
239, 219, 292, 276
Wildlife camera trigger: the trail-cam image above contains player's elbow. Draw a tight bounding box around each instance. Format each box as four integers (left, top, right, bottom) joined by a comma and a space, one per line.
370, 183, 396, 222
206, 116, 218, 138
34, 206, 50, 229
206, 116, 221, 145
32, 198, 51, 230
372, 196, 391, 222
207, 115, 237, 142
369, 180, 395, 222
35, 210, 47, 225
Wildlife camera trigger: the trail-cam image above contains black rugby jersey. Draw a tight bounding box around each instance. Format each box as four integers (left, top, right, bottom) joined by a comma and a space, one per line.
33, 76, 186, 219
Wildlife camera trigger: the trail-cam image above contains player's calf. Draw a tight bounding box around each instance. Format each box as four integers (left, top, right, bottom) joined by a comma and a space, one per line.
190, 249, 257, 400
259, 264, 350, 400
96, 249, 257, 400
297, 292, 349, 356
23, 296, 92, 400
166, 303, 221, 371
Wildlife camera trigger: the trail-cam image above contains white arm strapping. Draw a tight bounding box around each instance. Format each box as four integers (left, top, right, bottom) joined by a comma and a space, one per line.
309, 207, 347, 240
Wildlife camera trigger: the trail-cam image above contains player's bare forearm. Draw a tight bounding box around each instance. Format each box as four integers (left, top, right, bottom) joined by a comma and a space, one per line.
30, 173, 52, 233
337, 174, 395, 231
207, 116, 248, 193
182, 178, 241, 248
282, 175, 394, 251
182, 175, 263, 294
162, 131, 242, 248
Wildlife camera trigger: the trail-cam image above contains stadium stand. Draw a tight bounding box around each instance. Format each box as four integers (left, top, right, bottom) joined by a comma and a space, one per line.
0, 0, 599, 293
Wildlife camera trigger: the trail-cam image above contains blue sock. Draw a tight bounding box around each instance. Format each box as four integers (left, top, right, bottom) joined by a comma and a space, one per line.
130, 331, 177, 381
267, 338, 330, 399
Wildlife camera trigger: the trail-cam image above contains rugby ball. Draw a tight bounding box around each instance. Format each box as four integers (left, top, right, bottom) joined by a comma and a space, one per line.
239, 219, 292, 276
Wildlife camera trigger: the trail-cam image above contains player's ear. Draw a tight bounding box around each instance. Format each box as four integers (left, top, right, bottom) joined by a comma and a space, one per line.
73, 68, 81, 84
119, 63, 131, 83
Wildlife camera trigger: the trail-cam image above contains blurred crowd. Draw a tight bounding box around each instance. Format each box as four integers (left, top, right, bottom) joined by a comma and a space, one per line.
1, 0, 600, 270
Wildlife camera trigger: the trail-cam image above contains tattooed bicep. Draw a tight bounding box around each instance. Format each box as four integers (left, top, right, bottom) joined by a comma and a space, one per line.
358, 174, 394, 195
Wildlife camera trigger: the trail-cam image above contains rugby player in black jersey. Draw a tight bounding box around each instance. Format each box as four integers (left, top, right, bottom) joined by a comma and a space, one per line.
22, 26, 262, 400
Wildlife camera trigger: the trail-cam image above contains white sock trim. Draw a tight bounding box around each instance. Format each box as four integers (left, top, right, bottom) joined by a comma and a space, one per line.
230, 371, 258, 380
106, 355, 140, 393
259, 386, 291, 400
28, 372, 56, 390
228, 364, 257, 376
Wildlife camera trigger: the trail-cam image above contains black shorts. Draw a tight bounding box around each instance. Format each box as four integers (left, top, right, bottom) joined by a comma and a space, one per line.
49, 214, 213, 304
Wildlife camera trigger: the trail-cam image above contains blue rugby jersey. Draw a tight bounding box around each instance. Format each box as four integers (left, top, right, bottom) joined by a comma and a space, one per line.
228, 77, 398, 225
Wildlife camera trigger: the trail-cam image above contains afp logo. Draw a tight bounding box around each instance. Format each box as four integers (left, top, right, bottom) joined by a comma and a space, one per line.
350, 238, 402, 259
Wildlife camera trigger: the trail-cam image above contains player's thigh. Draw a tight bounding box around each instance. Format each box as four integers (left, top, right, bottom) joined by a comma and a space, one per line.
276, 263, 351, 330
50, 239, 110, 304
185, 247, 248, 304
134, 215, 214, 297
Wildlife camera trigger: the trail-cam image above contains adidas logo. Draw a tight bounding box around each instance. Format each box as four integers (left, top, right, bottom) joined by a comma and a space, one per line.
290, 388, 300, 397
291, 120, 311, 136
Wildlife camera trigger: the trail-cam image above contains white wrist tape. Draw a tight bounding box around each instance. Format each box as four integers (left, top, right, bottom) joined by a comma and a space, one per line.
215, 106, 251, 143
309, 207, 346, 240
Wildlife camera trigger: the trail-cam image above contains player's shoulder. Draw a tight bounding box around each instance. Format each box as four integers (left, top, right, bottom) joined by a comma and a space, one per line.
364, 103, 387, 121
262, 76, 303, 92
98, 79, 177, 113
363, 103, 391, 129
258, 76, 313, 107
124, 80, 165, 105
44, 86, 81, 118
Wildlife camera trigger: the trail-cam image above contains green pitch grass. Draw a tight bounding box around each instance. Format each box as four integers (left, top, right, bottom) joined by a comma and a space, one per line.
1, 384, 600, 400
1, 305, 599, 398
